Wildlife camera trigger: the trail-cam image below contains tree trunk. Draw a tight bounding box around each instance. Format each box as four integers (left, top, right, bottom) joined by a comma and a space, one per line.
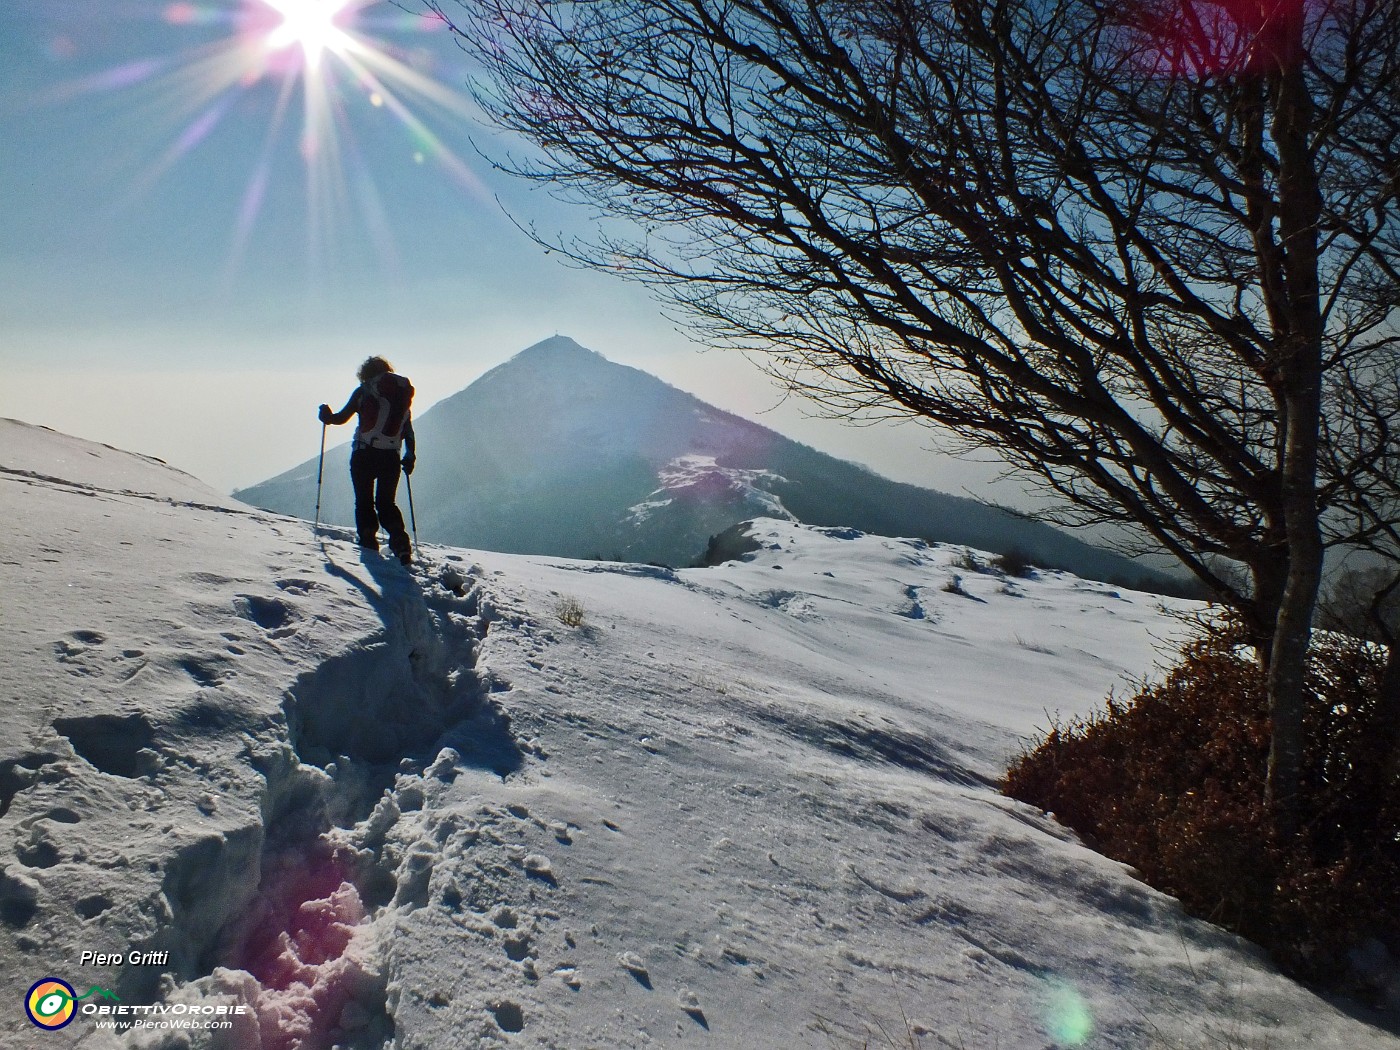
1264, 511, 1322, 836
1263, 50, 1326, 838
1250, 555, 1289, 659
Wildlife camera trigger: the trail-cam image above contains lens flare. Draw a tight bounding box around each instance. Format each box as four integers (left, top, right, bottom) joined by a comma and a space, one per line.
36, 0, 484, 278
1044, 980, 1094, 1045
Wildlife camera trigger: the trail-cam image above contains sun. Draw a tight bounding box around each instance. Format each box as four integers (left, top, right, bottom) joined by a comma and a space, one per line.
263, 0, 353, 68
40, 1, 487, 278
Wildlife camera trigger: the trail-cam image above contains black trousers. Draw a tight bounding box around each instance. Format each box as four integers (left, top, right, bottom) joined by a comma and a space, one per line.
350, 447, 409, 553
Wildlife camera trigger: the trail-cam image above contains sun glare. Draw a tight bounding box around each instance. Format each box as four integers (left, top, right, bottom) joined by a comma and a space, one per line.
42, 1, 487, 279
264, 0, 351, 67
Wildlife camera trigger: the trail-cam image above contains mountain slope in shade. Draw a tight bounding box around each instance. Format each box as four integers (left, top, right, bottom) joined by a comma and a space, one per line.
236, 336, 1175, 587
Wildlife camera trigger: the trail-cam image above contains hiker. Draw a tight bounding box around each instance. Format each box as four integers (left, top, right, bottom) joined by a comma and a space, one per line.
318, 356, 416, 564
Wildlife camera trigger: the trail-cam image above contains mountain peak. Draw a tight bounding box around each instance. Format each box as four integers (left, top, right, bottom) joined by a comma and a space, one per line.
510, 335, 602, 364
237, 337, 1183, 589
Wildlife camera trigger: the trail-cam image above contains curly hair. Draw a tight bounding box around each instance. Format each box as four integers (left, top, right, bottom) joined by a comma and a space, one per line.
357, 356, 393, 383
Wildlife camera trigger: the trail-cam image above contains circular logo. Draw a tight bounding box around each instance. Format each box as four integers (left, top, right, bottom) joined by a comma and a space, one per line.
26, 978, 77, 1030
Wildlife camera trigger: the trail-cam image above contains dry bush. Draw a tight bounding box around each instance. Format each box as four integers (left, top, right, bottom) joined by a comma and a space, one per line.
991, 548, 1036, 579
950, 550, 988, 574
555, 596, 586, 628
1004, 616, 1400, 990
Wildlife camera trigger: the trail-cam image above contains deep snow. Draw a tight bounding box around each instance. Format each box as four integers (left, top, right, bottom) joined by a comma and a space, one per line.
2, 417, 1396, 1050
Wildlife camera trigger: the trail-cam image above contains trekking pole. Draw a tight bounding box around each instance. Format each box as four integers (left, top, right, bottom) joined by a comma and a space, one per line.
405, 469, 419, 551
313, 423, 327, 535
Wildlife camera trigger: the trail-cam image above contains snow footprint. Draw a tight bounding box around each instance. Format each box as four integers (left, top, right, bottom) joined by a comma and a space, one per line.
53, 630, 108, 676
490, 1000, 525, 1033
53, 713, 156, 779
234, 593, 297, 634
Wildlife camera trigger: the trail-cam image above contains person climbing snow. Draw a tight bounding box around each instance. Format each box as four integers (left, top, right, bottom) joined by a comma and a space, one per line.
318, 356, 417, 564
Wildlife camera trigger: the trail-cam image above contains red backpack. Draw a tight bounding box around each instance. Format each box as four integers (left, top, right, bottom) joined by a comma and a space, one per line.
357, 372, 414, 450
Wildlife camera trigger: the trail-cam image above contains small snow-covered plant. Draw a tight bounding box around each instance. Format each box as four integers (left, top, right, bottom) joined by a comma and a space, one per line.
812, 1008, 929, 1047
555, 595, 586, 627
942, 574, 967, 596
693, 673, 729, 696
813, 986, 929, 1049
949, 549, 986, 573
1144, 1026, 1275, 1050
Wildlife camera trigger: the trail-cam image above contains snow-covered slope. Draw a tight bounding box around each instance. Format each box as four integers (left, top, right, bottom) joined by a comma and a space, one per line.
2, 418, 1394, 1049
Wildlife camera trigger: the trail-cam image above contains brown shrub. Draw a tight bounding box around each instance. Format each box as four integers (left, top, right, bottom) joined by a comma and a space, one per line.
1003, 616, 1400, 988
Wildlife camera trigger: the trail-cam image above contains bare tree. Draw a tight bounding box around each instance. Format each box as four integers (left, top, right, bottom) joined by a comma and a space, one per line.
1321, 364, 1400, 773
436, 0, 1400, 831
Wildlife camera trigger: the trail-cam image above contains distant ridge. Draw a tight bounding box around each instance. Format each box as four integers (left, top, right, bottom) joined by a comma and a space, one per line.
236, 337, 1180, 589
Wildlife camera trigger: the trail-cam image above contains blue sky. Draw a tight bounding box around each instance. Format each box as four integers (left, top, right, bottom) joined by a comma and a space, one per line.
0, 0, 1021, 508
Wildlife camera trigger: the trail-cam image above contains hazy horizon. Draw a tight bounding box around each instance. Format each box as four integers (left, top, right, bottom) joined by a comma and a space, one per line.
1, 3, 1029, 510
